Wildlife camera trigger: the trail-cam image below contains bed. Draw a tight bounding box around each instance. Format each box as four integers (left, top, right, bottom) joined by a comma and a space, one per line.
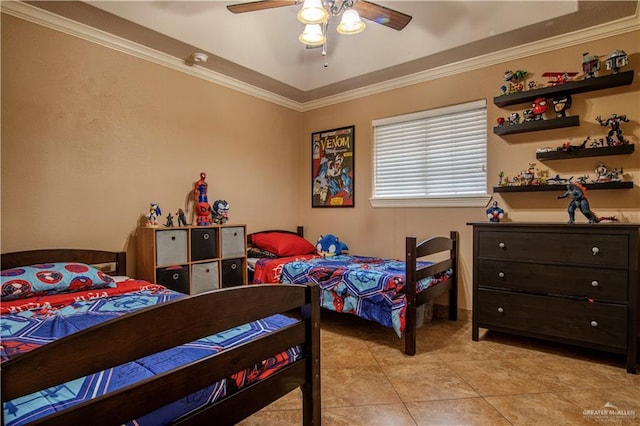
247, 227, 458, 355
1, 249, 320, 425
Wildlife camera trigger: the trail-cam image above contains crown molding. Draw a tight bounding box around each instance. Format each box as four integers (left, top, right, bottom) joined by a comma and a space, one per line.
3, 0, 638, 113
0, 0, 304, 112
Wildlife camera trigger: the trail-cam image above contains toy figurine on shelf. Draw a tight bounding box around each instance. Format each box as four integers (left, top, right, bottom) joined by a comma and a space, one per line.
496, 117, 506, 127
523, 108, 535, 122
212, 200, 230, 225
582, 52, 601, 79
559, 137, 587, 152
194, 172, 209, 203
164, 213, 174, 227
507, 112, 520, 125
558, 183, 617, 224
595, 113, 630, 145
541, 72, 578, 86
502, 69, 528, 94
605, 50, 628, 74
146, 203, 161, 227
552, 94, 572, 118
176, 208, 188, 227
594, 161, 624, 183
486, 201, 505, 222
531, 97, 547, 120
195, 202, 212, 226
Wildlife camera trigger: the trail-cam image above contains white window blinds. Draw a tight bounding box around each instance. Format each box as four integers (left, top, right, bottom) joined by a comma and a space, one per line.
371, 99, 488, 207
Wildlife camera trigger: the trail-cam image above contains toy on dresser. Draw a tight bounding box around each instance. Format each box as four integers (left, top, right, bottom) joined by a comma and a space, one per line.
146, 203, 161, 227
212, 200, 230, 224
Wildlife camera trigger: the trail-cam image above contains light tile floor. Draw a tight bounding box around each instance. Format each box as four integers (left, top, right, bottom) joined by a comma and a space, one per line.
239, 311, 640, 425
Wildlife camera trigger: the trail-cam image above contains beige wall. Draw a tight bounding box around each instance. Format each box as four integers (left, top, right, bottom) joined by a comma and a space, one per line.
299, 31, 640, 311
1, 15, 304, 264
2, 15, 639, 312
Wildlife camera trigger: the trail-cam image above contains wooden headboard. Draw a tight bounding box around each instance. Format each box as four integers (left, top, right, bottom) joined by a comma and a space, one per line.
1, 249, 127, 276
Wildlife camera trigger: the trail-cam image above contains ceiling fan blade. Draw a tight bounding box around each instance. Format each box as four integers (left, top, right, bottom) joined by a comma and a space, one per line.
227, 1, 297, 14
353, 0, 412, 31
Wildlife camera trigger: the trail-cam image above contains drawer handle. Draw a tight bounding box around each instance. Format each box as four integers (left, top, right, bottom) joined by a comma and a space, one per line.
172, 273, 179, 280
231, 263, 237, 270
498, 242, 506, 249
498, 272, 505, 278
591, 246, 599, 255
234, 232, 238, 237
590, 320, 598, 327
171, 236, 176, 241
204, 234, 210, 240
591, 280, 599, 287
205, 268, 210, 273
497, 307, 504, 313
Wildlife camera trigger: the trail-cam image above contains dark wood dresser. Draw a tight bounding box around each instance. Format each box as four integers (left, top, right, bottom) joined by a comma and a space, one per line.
468, 222, 639, 373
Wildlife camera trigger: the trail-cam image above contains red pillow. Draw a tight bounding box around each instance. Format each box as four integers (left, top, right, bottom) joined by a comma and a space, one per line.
251, 232, 315, 257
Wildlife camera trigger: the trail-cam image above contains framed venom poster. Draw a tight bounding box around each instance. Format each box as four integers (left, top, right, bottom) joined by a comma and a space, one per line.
311, 125, 354, 208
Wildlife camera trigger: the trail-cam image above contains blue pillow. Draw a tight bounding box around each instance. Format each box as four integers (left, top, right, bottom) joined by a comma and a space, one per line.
1, 262, 117, 300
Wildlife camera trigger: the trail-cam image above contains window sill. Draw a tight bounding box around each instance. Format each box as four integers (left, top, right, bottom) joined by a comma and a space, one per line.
369, 195, 492, 208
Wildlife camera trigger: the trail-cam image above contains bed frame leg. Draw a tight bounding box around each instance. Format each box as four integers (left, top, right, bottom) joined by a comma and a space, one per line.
302, 284, 321, 425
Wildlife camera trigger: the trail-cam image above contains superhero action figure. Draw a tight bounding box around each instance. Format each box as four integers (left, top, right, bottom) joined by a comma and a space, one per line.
557, 183, 616, 224
194, 172, 208, 203
595, 114, 630, 145
486, 201, 505, 222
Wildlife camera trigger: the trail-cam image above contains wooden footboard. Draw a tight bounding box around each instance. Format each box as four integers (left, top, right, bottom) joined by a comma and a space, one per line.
404, 230, 458, 355
1, 283, 321, 425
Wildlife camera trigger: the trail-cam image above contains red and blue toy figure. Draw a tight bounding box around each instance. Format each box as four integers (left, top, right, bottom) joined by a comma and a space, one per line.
195, 202, 212, 226
532, 97, 547, 120
194, 172, 208, 203
486, 201, 504, 222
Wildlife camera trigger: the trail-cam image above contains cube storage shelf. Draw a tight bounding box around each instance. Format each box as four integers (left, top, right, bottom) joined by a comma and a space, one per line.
136, 224, 247, 295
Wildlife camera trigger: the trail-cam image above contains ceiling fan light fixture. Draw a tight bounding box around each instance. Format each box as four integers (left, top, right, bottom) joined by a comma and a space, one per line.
336, 9, 365, 35
299, 24, 326, 46
297, 0, 328, 24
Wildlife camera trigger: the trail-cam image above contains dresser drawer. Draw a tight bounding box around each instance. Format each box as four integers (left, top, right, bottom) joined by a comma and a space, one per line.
156, 265, 189, 294
478, 260, 629, 302
155, 229, 188, 266
477, 289, 627, 350
478, 231, 628, 266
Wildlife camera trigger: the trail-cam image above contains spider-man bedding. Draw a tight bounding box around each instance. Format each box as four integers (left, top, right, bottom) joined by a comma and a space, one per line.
254, 255, 452, 337
1, 279, 301, 425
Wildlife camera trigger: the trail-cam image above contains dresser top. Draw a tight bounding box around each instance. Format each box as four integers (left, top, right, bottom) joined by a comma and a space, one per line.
467, 222, 640, 229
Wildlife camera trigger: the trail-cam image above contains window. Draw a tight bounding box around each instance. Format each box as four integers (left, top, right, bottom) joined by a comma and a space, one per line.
371, 99, 489, 207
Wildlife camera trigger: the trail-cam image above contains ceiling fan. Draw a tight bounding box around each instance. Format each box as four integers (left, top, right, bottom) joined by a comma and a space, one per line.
227, 1, 412, 31
227, 1, 412, 66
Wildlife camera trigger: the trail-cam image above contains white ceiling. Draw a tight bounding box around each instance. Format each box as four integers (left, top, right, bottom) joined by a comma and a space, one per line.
87, 0, 580, 92
11, 1, 640, 104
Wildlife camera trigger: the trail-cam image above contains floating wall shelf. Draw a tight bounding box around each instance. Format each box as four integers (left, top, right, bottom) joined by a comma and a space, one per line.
494, 181, 633, 193
494, 116, 579, 135
493, 70, 635, 107
536, 144, 635, 160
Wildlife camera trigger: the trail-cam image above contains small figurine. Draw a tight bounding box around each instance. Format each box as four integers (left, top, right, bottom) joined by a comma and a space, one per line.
486, 201, 505, 222
594, 161, 624, 183
211, 200, 230, 224
558, 183, 617, 224
595, 113, 630, 145
146, 203, 161, 227
582, 52, 601, 79
523, 109, 535, 122
498, 171, 505, 186
531, 97, 547, 120
496, 117, 506, 127
527, 81, 538, 90
605, 50, 628, 74
194, 172, 208, 203
316, 234, 349, 257
176, 208, 188, 227
507, 112, 520, 125
502, 69, 528, 94
542, 72, 578, 86
195, 201, 212, 226
552, 94, 572, 118
164, 213, 174, 227
559, 137, 587, 152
